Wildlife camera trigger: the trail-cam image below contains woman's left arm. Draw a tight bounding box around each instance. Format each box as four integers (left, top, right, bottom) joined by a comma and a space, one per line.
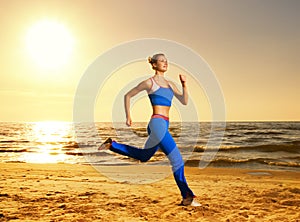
169, 74, 188, 105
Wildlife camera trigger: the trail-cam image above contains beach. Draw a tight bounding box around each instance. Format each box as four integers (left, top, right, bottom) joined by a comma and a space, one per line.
1, 163, 299, 221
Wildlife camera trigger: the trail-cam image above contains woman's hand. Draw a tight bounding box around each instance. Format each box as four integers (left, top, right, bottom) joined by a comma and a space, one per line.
169, 74, 188, 105
179, 74, 187, 86
126, 116, 132, 127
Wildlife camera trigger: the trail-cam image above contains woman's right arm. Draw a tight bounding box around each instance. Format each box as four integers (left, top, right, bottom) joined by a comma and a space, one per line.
124, 79, 151, 126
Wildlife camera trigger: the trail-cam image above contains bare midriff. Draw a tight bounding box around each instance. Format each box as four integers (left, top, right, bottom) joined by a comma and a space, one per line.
152, 105, 170, 118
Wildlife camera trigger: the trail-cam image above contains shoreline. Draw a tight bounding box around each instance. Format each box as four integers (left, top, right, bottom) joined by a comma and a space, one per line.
3, 160, 300, 173
1, 162, 299, 221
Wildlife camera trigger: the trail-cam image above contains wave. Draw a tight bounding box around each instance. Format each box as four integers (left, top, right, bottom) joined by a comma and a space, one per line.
186, 157, 300, 169
243, 131, 285, 136
0, 140, 30, 143
0, 148, 27, 153
66, 152, 84, 156
66, 151, 112, 157
192, 142, 300, 154
62, 143, 79, 148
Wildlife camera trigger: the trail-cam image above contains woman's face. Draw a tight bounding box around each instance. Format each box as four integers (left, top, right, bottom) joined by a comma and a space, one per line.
154, 55, 168, 72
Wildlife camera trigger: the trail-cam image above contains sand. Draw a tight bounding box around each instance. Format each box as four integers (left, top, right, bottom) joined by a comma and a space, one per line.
0, 163, 299, 222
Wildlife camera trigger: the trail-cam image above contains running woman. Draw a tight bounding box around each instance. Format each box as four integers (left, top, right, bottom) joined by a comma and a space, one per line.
99, 53, 200, 206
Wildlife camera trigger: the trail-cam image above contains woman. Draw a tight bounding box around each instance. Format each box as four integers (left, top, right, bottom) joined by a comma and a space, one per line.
99, 53, 200, 206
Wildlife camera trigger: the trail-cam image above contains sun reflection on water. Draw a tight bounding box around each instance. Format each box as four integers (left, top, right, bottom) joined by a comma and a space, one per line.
21, 121, 75, 163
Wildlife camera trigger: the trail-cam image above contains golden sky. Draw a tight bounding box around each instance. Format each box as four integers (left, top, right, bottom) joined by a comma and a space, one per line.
0, 0, 299, 122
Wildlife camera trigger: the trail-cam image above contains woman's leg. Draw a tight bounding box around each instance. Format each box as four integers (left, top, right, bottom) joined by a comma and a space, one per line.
109, 117, 195, 199
110, 142, 158, 162
155, 121, 194, 199
109, 118, 162, 162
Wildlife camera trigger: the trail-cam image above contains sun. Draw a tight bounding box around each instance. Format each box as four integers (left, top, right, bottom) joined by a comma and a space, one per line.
25, 19, 75, 69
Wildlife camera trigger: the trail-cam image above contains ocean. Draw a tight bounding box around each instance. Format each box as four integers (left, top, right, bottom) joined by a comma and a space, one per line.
0, 121, 299, 172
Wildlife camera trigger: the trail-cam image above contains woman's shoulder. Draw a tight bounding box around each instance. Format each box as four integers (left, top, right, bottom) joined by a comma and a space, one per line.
136, 77, 153, 91
143, 77, 153, 86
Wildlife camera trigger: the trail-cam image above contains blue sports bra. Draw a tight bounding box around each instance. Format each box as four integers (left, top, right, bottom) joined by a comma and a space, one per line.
148, 77, 174, 107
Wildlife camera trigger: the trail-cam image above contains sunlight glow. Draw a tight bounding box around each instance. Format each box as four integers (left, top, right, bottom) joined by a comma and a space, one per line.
25, 19, 75, 69
33, 121, 71, 143
22, 121, 73, 163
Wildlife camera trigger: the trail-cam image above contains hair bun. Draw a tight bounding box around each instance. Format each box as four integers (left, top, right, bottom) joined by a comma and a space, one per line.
148, 56, 152, 64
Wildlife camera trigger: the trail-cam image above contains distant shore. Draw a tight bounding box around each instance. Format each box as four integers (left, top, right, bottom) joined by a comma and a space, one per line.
0, 163, 299, 221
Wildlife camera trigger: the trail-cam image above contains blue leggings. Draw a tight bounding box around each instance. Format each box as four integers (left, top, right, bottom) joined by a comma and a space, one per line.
110, 116, 194, 199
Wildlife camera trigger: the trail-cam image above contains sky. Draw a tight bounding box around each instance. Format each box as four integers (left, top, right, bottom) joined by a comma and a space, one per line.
0, 0, 299, 122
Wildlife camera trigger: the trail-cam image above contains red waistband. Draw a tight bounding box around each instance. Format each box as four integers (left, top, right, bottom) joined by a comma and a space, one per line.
151, 114, 169, 121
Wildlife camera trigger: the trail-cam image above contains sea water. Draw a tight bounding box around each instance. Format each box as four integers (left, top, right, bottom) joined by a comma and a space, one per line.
0, 121, 299, 171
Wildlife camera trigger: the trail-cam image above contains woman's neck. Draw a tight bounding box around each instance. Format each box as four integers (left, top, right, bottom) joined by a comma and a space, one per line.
155, 70, 165, 76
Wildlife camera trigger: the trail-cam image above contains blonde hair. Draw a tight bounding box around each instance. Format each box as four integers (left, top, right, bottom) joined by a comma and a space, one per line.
148, 53, 165, 70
